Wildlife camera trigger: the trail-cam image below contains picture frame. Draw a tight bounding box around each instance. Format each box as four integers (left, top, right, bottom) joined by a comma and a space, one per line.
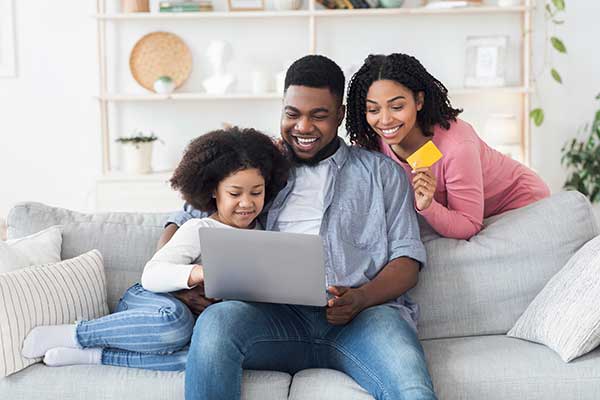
228, 0, 265, 11
0, 0, 16, 77
464, 35, 508, 88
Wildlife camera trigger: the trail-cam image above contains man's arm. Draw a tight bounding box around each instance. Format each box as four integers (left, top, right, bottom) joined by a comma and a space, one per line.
157, 223, 179, 250
326, 257, 419, 325
158, 203, 207, 250
327, 158, 425, 325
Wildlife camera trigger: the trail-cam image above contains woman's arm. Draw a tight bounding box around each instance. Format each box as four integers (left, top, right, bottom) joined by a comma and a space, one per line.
417, 140, 484, 239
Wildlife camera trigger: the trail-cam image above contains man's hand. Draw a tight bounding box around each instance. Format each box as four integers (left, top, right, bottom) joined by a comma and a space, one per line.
326, 286, 369, 325
172, 284, 219, 316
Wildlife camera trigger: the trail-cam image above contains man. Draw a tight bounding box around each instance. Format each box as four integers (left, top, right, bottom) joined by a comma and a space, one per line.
162, 55, 437, 400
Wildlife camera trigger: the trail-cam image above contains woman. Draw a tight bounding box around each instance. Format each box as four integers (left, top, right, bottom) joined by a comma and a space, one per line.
346, 53, 550, 240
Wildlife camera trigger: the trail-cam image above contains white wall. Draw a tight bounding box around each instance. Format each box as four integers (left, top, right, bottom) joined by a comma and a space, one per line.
1, 0, 598, 217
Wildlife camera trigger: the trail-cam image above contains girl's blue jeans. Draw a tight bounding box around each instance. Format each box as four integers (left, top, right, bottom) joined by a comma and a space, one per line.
76, 283, 194, 371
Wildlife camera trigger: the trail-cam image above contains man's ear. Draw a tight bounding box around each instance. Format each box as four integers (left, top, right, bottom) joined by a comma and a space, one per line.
337, 104, 346, 126
416, 92, 425, 112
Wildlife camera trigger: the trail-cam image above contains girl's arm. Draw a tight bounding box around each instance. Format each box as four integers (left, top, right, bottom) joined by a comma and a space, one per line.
418, 140, 485, 240
141, 219, 203, 292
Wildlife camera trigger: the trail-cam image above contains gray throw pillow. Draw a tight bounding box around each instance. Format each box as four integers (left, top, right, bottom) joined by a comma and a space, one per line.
508, 234, 600, 362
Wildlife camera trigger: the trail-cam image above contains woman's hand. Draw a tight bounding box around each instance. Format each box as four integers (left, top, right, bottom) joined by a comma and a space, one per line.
326, 286, 369, 325
412, 167, 437, 211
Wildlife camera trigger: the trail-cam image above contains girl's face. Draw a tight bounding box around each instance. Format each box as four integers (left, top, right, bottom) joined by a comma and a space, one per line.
365, 79, 424, 146
214, 168, 265, 229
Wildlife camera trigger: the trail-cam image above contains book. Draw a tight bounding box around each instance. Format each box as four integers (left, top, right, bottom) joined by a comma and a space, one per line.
315, 0, 337, 8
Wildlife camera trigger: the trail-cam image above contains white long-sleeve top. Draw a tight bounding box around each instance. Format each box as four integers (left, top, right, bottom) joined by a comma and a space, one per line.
141, 217, 233, 293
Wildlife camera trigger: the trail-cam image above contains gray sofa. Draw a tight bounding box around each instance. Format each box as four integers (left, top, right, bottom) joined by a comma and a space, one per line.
1, 191, 599, 399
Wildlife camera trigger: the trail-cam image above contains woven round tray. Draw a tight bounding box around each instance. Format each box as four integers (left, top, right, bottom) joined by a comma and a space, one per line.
129, 31, 193, 92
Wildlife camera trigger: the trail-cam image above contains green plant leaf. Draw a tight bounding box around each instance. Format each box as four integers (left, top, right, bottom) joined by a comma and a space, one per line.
552, 0, 565, 11
545, 3, 552, 16
552, 19, 565, 25
551, 37, 567, 53
551, 68, 563, 83
596, 93, 600, 100
530, 108, 544, 126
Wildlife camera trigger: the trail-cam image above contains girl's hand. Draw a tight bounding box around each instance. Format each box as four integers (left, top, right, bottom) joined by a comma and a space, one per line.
412, 167, 437, 211
187, 264, 205, 287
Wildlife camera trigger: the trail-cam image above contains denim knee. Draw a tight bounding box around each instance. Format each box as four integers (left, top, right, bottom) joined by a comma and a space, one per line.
190, 301, 250, 356
153, 299, 195, 350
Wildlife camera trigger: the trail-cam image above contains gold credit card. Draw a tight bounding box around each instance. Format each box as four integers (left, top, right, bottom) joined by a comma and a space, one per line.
406, 140, 443, 169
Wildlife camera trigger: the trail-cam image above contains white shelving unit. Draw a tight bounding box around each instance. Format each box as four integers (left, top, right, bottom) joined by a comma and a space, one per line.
94, 0, 533, 211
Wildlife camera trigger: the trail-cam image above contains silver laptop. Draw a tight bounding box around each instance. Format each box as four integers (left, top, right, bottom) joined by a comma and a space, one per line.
198, 227, 327, 307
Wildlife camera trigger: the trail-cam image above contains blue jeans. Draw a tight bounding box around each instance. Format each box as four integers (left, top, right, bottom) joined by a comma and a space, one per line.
185, 301, 437, 400
76, 283, 194, 371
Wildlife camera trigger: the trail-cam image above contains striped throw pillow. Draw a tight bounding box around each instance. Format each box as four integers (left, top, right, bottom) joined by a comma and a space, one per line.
0, 250, 109, 376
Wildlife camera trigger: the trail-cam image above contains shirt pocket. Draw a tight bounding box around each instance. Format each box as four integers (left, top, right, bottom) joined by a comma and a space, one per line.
337, 201, 384, 249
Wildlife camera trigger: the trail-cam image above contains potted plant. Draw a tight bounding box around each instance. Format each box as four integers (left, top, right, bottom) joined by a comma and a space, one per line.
115, 131, 160, 174
561, 93, 600, 220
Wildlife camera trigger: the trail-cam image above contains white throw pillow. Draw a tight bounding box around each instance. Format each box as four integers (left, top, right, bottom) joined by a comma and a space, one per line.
0, 226, 62, 273
0, 250, 109, 376
508, 234, 600, 362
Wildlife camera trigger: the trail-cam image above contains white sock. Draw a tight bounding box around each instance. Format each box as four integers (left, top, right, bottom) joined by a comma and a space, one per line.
22, 324, 79, 358
44, 347, 102, 367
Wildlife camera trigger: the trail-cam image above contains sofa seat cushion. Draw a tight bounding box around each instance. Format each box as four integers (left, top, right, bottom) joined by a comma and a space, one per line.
0, 364, 291, 400
289, 369, 374, 400
423, 335, 600, 400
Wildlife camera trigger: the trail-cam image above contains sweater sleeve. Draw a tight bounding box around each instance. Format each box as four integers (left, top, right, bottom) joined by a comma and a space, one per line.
417, 139, 484, 240
141, 219, 203, 292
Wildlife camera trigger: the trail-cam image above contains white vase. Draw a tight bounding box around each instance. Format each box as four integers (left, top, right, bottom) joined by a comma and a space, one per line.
122, 142, 153, 174
274, 0, 302, 10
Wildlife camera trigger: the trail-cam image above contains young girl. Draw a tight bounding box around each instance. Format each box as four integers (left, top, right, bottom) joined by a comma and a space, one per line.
346, 53, 550, 240
22, 127, 289, 371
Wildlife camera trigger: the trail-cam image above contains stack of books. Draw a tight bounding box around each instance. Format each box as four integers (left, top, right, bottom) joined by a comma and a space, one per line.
159, 1, 214, 12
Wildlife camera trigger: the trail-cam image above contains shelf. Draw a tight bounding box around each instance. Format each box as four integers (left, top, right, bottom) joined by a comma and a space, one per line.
96, 93, 283, 101
97, 170, 174, 182
93, 6, 531, 20
96, 87, 530, 102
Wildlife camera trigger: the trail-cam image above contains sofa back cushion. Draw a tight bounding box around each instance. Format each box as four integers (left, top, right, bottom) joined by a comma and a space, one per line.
410, 191, 599, 339
7, 192, 599, 339
7, 203, 170, 312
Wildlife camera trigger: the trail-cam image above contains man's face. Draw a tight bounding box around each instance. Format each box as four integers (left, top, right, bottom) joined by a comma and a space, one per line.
280, 85, 345, 161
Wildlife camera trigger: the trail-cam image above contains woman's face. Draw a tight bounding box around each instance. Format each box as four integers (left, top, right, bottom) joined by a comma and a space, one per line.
214, 168, 265, 229
365, 79, 424, 146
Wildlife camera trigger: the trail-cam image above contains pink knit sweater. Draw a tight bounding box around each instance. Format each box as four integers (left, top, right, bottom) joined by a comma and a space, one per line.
380, 119, 550, 239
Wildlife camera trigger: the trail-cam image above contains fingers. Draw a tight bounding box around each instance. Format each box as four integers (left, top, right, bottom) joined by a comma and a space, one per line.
326, 307, 353, 325
327, 286, 348, 297
412, 172, 436, 189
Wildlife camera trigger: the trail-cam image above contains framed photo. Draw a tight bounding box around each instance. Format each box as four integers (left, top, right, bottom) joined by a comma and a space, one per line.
228, 0, 264, 11
464, 35, 508, 88
0, 0, 16, 77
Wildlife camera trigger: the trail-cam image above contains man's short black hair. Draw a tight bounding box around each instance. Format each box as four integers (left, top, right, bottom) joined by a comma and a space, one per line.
284, 55, 345, 103
170, 127, 289, 212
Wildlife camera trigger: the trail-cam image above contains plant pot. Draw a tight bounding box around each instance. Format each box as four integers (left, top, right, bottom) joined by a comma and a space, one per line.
122, 142, 153, 174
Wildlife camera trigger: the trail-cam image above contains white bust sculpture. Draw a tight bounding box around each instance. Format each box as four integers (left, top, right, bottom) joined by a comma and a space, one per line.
202, 40, 236, 95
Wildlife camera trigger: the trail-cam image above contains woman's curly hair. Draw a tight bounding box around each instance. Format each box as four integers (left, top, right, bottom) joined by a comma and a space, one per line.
170, 127, 290, 212
346, 53, 462, 151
